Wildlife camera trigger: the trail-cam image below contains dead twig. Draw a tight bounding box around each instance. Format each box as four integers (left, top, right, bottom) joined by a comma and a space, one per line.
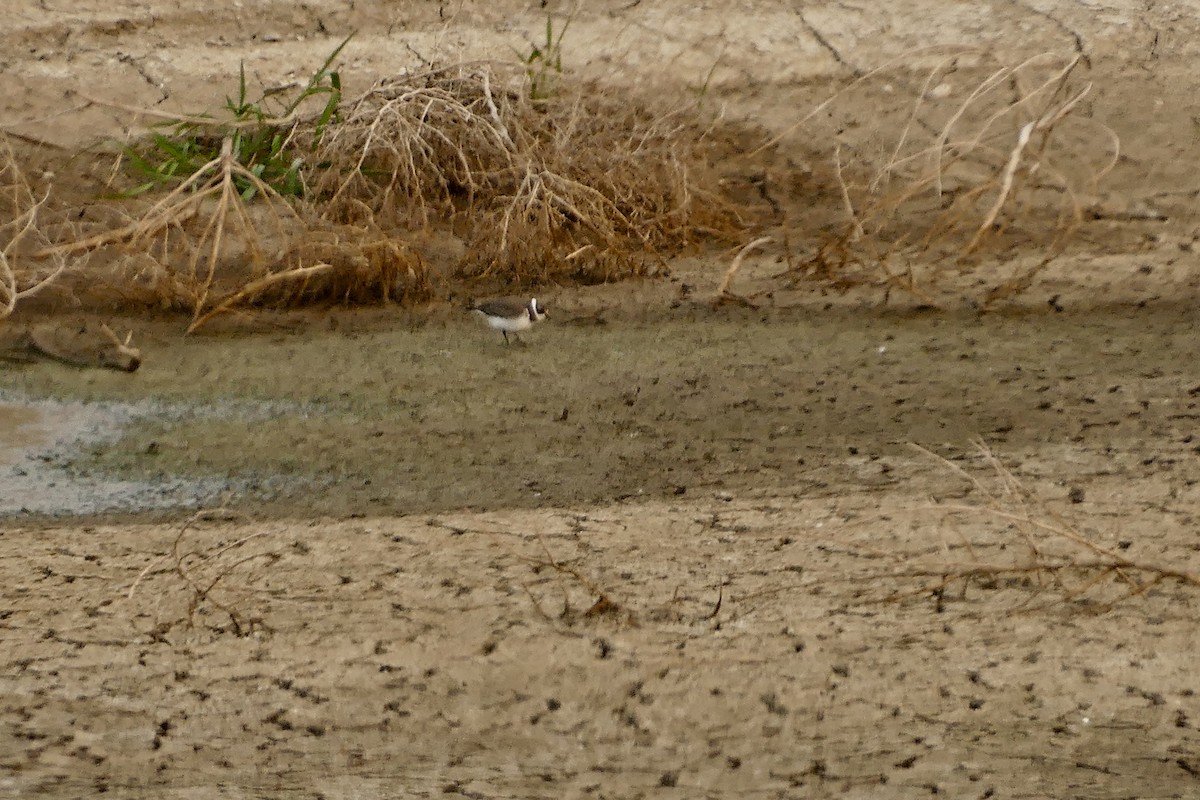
127, 507, 276, 637
713, 235, 772, 305
186, 262, 334, 333
0, 136, 77, 318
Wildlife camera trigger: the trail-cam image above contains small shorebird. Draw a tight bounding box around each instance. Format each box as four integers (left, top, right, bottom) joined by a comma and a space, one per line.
471, 297, 547, 344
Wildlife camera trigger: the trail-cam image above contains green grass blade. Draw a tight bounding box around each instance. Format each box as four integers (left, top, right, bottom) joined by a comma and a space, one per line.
284, 32, 354, 116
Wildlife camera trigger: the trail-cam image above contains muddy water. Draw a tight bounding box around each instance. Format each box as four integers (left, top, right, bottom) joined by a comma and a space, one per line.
1, 301, 1196, 520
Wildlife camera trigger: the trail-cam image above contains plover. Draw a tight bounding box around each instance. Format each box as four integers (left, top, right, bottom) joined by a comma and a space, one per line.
471, 297, 547, 344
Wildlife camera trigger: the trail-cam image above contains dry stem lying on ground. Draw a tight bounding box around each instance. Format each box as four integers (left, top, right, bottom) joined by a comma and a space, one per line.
0, 320, 142, 371
712, 235, 772, 306
883, 441, 1199, 612
778, 49, 1119, 304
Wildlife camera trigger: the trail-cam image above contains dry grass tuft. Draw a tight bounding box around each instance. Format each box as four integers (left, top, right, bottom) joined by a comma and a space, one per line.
30, 137, 432, 331
36, 137, 312, 328
185, 223, 431, 332
267, 225, 430, 305
773, 49, 1118, 304
311, 64, 744, 285
883, 441, 1200, 613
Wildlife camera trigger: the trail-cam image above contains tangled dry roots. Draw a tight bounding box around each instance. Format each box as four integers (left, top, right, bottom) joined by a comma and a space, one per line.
0, 137, 77, 319
310, 64, 744, 284
264, 225, 430, 306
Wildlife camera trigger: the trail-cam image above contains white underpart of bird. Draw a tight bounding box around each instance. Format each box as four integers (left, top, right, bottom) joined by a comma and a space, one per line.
472, 297, 547, 342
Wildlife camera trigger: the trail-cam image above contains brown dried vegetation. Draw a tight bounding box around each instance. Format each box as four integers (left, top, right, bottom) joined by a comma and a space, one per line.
7, 61, 747, 330
0, 139, 77, 321
2, 47, 1119, 328
310, 64, 745, 285
774, 50, 1119, 305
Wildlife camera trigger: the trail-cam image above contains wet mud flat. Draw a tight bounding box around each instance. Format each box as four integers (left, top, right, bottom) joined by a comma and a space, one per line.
3, 298, 1198, 800
1, 301, 1198, 522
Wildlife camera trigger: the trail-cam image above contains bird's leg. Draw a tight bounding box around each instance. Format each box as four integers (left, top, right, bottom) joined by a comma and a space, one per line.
502, 331, 510, 344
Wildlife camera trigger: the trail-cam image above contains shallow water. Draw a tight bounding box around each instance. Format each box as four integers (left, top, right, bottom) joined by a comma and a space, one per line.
0, 394, 224, 516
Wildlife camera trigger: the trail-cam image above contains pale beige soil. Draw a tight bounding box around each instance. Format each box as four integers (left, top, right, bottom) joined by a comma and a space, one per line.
2, 1, 1200, 798
2, 497, 1198, 798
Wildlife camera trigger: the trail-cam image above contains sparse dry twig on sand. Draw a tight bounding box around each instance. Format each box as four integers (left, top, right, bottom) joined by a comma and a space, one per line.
128, 507, 278, 637
880, 441, 1200, 613
523, 532, 628, 624
424, 517, 627, 627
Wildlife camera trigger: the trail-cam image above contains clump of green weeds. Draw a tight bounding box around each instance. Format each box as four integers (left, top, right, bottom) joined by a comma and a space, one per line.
517, 15, 571, 101
121, 34, 352, 200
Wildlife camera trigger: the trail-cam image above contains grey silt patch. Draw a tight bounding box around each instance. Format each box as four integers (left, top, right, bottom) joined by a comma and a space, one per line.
0, 392, 312, 517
